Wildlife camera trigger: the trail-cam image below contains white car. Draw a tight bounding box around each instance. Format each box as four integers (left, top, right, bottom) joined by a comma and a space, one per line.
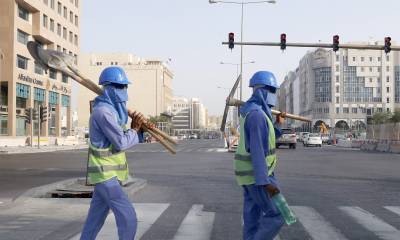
304, 133, 322, 147
300, 132, 310, 143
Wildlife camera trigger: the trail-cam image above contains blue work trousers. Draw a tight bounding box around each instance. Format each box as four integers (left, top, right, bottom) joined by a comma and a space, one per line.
80, 177, 137, 240
242, 184, 284, 240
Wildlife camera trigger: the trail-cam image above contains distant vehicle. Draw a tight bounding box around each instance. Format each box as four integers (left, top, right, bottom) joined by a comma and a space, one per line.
304, 133, 322, 147
321, 134, 330, 144
300, 132, 310, 143
276, 128, 296, 149
189, 134, 198, 139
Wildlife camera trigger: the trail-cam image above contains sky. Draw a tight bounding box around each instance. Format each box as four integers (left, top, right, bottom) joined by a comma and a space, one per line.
78, 0, 400, 115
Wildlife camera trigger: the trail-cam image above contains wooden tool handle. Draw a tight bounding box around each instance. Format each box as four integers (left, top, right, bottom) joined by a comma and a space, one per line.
144, 126, 176, 154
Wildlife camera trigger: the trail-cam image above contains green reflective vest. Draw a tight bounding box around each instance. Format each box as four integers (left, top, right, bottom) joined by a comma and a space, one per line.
234, 112, 277, 186
87, 142, 129, 185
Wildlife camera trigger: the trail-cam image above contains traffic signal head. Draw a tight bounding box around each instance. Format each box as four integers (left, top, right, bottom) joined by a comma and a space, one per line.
32, 109, 38, 121
280, 33, 287, 50
40, 106, 48, 122
384, 37, 391, 54
228, 32, 235, 50
24, 108, 31, 124
333, 35, 340, 52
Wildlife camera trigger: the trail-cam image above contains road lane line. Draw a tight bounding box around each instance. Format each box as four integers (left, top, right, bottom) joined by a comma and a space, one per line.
68, 203, 169, 240
172, 204, 215, 240
384, 206, 400, 216
292, 206, 348, 240
340, 206, 400, 240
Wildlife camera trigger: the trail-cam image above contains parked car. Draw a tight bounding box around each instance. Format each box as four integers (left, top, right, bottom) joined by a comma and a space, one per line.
276, 128, 297, 149
321, 134, 330, 144
300, 132, 310, 143
304, 133, 322, 147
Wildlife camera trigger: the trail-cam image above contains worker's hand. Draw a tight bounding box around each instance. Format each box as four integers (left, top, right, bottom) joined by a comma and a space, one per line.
130, 111, 145, 131
276, 112, 286, 125
264, 184, 280, 197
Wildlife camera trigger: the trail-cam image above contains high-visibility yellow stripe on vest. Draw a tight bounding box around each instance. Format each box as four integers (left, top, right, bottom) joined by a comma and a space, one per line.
234, 111, 277, 186
87, 142, 129, 184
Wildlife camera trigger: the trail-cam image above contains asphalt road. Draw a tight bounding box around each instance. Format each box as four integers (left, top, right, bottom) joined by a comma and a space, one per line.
1, 140, 400, 239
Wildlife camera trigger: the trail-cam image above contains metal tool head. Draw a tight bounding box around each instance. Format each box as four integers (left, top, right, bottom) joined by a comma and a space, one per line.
27, 41, 76, 74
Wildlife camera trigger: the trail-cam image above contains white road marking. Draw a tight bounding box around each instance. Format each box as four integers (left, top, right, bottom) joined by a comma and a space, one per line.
69, 203, 169, 240
292, 206, 348, 240
172, 204, 215, 240
340, 206, 400, 240
385, 206, 400, 216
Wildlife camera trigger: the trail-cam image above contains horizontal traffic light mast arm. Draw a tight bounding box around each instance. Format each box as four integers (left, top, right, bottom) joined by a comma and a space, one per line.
222, 41, 400, 51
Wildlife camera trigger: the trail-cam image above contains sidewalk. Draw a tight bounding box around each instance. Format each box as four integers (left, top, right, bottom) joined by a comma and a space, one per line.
0, 144, 88, 154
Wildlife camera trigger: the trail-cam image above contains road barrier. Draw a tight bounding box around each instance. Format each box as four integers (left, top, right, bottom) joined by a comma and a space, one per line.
360, 139, 400, 154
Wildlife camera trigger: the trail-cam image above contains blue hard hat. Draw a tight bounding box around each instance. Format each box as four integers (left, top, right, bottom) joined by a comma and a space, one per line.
99, 67, 131, 85
249, 71, 279, 90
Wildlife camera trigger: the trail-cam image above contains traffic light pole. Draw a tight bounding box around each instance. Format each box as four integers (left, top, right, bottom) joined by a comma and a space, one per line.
38, 105, 41, 149
30, 108, 33, 147
222, 41, 400, 51
239, 2, 243, 102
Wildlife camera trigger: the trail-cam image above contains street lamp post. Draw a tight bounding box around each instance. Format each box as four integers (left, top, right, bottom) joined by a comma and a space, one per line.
220, 61, 255, 98
209, 0, 276, 100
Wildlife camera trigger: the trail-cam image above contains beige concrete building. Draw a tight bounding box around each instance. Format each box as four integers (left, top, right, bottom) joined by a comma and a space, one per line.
0, 0, 80, 137
77, 53, 174, 128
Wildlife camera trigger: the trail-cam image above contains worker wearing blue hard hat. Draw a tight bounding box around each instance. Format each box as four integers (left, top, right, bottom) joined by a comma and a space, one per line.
234, 71, 285, 240
80, 66, 144, 240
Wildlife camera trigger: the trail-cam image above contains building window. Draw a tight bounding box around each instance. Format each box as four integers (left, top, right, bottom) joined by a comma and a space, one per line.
57, 45, 61, 51
378, 57, 381, 62
387, 87, 390, 93
378, 67, 381, 72
336, 86, 340, 93
57, 23, 61, 36
17, 55, 28, 69
57, 2, 62, 14
377, 88, 381, 94
74, 54, 78, 64
63, 7, 67, 18
314, 68, 332, 102
336, 55, 339, 62
61, 95, 70, 107
387, 76, 390, 82
62, 73, 68, 83
49, 91, 59, 105
361, 57, 364, 62
336, 66, 339, 72
63, 27, 67, 39
352, 57, 356, 61
69, 31, 73, 43
34, 62, 44, 75
49, 69, 57, 79
387, 108, 390, 112
75, 0, 79, 7
43, 14, 48, 28
74, 15, 78, 26
336, 107, 340, 114
387, 66, 390, 72
50, 19, 54, 31
43, 0, 48, 5
63, 48, 66, 53
369, 78, 373, 83
387, 55, 390, 61
387, 97, 390, 103
336, 76, 339, 82
369, 67, 373, 72
369, 57, 373, 62
336, 96, 339, 103
352, 108, 357, 114
74, 34, 78, 46
17, 29, 29, 45
18, 5, 29, 21
378, 77, 381, 83
378, 108, 383, 113
343, 107, 349, 113
50, 0, 55, 9
361, 67, 364, 72
69, 11, 73, 23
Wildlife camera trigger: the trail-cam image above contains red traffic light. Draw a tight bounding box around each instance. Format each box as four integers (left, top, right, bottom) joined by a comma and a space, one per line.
333, 35, 339, 43
228, 32, 235, 50
229, 32, 234, 39
280, 33, 286, 41
384, 36, 392, 54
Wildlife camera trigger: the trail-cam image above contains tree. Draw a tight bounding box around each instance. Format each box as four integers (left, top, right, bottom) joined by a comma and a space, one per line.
390, 109, 400, 140
371, 112, 391, 125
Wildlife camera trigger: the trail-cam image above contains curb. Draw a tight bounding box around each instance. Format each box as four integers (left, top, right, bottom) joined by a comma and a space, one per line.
13, 176, 147, 203
0, 145, 88, 155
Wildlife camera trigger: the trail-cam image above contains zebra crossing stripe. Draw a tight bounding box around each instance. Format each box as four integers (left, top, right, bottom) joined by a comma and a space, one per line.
172, 204, 215, 240
68, 203, 169, 240
385, 206, 400, 216
292, 206, 348, 240
340, 206, 400, 240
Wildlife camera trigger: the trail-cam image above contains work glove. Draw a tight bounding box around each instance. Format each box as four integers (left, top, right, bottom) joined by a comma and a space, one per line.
264, 184, 280, 197
130, 111, 145, 131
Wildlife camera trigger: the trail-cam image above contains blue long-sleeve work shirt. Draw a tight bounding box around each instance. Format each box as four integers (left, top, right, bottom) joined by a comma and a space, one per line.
244, 109, 282, 186
89, 106, 139, 151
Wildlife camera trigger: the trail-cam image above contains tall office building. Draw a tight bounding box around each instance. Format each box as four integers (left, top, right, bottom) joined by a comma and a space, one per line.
278, 43, 400, 131
0, 0, 80, 137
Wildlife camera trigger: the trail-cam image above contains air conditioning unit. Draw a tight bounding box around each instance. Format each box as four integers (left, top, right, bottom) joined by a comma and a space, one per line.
0, 106, 7, 113
16, 108, 23, 115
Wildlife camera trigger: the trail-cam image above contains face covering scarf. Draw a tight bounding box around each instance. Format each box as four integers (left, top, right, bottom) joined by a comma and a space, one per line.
240, 87, 273, 120
93, 85, 129, 125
